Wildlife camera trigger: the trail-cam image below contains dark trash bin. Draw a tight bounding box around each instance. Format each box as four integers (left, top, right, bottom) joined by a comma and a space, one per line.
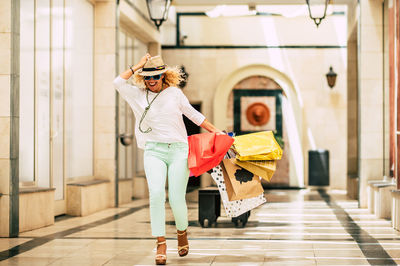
308, 149, 329, 186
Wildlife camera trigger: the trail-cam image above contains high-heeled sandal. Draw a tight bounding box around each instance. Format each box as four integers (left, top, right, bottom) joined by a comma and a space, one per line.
177, 230, 189, 257
155, 240, 167, 265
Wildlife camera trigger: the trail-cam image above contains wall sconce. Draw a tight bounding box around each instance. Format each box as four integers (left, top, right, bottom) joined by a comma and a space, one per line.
326, 66, 337, 88
146, 0, 172, 30
179, 34, 188, 46
306, 0, 330, 27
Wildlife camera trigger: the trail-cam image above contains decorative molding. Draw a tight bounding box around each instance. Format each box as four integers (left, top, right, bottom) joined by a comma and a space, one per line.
162, 45, 347, 49
233, 89, 282, 136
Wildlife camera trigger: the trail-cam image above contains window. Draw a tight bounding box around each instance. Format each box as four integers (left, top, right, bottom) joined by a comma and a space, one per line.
19, 0, 94, 193
19, 0, 35, 183
65, 0, 94, 179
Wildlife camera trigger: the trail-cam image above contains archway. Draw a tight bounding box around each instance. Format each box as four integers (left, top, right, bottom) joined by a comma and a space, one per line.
213, 64, 304, 187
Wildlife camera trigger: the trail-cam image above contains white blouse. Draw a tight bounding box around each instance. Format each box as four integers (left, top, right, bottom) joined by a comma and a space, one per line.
113, 76, 205, 149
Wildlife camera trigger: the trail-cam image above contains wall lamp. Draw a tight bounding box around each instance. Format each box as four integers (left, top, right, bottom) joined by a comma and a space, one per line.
326, 66, 337, 88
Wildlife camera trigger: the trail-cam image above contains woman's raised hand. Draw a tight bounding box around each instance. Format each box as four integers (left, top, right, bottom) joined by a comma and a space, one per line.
118, 53, 151, 80
137, 53, 151, 68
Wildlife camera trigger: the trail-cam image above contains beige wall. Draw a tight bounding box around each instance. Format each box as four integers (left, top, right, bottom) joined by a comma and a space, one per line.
164, 6, 348, 47
178, 15, 346, 47
163, 47, 348, 189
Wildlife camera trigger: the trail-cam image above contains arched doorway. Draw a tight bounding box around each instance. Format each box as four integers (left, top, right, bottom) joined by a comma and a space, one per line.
227, 76, 289, 187
213, 64, 304, 187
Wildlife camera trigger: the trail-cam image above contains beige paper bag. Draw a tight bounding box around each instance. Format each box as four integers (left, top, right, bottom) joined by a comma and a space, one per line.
222, 159, 264, 201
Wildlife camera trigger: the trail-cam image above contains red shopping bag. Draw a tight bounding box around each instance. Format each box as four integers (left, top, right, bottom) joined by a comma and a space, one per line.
188, 132, 234, 177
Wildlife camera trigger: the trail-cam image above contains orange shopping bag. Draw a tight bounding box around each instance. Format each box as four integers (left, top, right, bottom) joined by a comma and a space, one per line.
188, 132, 234, 177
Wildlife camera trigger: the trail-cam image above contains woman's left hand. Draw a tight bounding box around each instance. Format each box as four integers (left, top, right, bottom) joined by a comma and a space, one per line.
200, 119, 225, 134
136, 53, 151, 69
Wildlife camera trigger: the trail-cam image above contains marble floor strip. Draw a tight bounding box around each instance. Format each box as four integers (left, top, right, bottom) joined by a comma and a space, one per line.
0, 205, 149, 261
318, 189, 397, 265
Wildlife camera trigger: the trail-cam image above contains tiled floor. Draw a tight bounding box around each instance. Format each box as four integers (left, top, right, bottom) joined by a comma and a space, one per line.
1, 189, 400, 265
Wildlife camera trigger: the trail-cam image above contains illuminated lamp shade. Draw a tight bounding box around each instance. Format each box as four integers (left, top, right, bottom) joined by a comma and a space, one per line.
146, 0, 172, 30
306, 0, 330, 27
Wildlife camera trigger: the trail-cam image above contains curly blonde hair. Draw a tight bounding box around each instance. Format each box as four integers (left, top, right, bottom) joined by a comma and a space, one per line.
132, 66, 185, 89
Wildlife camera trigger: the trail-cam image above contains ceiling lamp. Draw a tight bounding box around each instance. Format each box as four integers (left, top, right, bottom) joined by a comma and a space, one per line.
146, 0, 172, 30
306, 0, 330, 27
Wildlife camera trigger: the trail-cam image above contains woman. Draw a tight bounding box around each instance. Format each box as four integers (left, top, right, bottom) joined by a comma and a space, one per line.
113, 54, 222, 265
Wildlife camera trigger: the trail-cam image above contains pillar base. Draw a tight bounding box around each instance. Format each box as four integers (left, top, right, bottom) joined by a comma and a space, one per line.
392, 190, 400, 231
19, 188, 55, 233
373, 183, 396, 219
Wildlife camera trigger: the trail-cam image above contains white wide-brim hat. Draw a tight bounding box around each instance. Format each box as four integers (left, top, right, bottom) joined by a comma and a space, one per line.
137, 55, 169, 76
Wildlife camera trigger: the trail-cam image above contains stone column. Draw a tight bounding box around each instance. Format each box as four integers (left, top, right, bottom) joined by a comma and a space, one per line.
358, 0, 385, 207
347, 1, 359, 199
0, 0, 19, 237
149, 42, 161, 56
94, 0, 117, 207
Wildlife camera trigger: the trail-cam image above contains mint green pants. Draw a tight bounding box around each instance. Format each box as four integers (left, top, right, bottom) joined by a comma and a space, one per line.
144, 141, 190, 237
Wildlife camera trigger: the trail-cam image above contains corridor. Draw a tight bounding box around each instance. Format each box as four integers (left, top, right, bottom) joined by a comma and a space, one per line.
0, 189, 399, 265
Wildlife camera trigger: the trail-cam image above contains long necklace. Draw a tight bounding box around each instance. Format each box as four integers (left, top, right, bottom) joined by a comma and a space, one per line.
138, 86, 163, 133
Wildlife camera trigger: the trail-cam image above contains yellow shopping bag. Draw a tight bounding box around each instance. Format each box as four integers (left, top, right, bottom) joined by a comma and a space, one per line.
233, 131, 283, 161
234, 159, 277, 182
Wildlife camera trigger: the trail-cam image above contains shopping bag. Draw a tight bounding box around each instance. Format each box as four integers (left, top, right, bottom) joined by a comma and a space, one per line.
233, 131, 283, 161
210, 165, 266, 218
222, 159, 264, 201
234, 159, 277, 182
188, 132, 234, 177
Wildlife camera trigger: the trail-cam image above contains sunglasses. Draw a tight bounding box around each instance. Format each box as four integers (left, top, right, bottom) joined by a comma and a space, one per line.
144, 74, 162, 81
